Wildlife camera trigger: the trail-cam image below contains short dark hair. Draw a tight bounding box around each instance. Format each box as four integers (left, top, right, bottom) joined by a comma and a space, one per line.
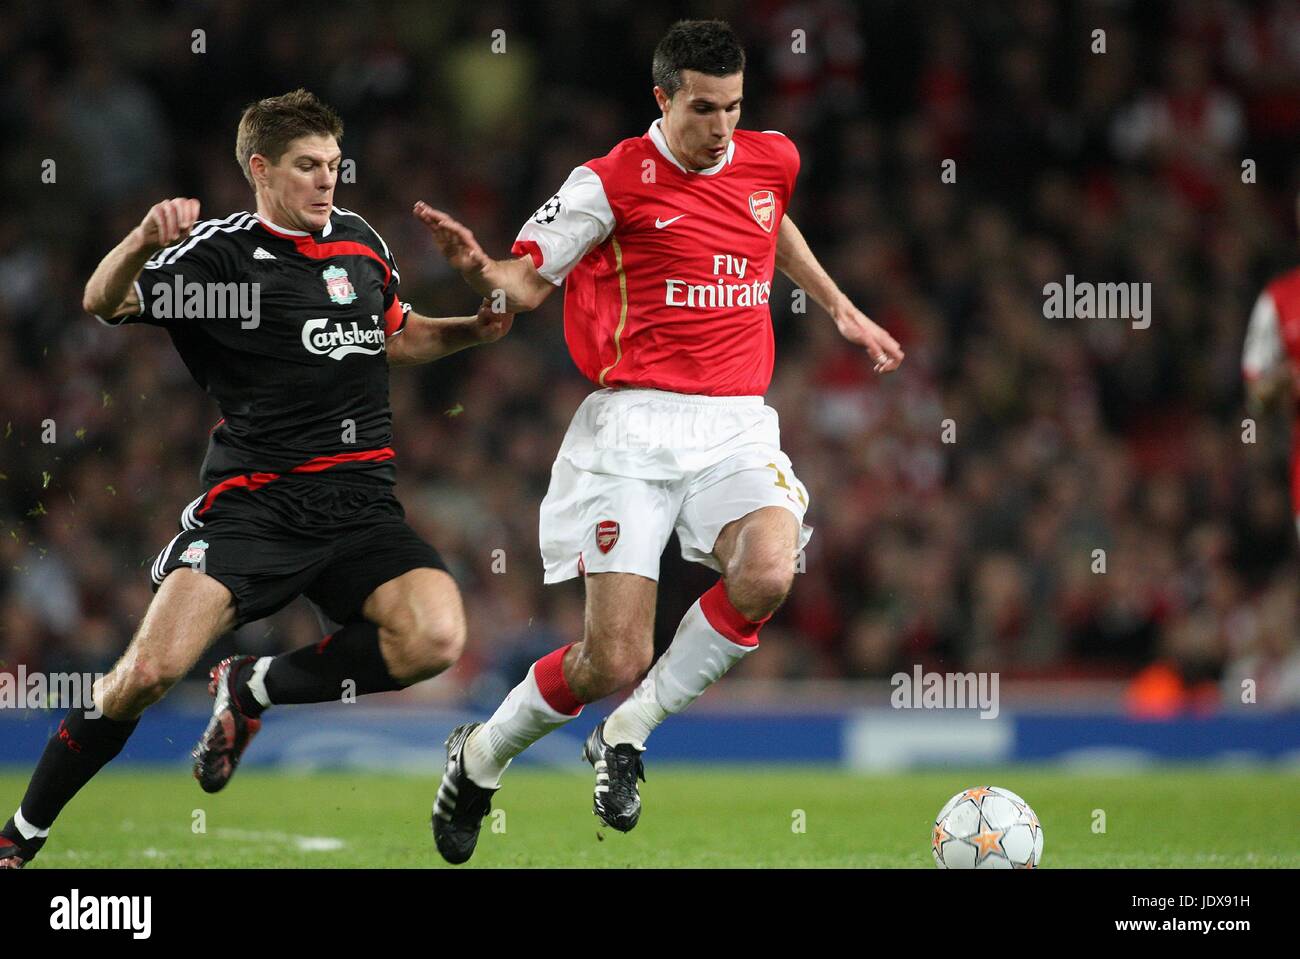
235, 89, 344, 187
652, 20, 746, 99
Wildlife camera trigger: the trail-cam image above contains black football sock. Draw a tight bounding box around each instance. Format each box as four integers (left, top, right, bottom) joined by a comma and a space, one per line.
10, 709, 140, 846
258, 620, 403, 705
228, 657, 268, 718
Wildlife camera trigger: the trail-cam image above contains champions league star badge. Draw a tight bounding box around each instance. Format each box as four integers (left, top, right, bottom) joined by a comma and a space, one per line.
533, 194, 561, 224
748, 190, 776, 233
322, 265, 357, 305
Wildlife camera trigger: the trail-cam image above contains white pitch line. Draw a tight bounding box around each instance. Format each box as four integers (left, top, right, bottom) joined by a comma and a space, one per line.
210, 827, 346, 851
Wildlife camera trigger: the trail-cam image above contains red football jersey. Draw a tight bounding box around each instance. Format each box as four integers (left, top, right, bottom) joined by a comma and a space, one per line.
512, 121, 800, 396
1243, 265, 1300, 511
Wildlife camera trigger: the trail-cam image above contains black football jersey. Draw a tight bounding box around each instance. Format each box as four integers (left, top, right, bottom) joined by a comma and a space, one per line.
98, 208, 410, 489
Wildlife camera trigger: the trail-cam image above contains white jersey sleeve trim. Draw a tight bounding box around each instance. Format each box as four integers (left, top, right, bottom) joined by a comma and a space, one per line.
514, 166, 615, 285
146, 212, 254, 269
93, 279, 146, 327
1243, 288, 1283, 380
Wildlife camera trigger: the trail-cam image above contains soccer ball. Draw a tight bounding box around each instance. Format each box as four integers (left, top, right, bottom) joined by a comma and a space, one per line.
931, 785, 1043, 869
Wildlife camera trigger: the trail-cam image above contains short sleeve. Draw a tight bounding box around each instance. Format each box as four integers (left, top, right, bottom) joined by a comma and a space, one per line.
1243, 289, 1283, 381
384, 296, 410, 337
762, 130, 801, 206
376, 235, 406, 336
511, 166, 616, 286
99, 223, 241, 328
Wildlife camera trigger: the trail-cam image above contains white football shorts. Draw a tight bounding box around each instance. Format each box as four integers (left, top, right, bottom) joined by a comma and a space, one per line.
539, 388, 814, 583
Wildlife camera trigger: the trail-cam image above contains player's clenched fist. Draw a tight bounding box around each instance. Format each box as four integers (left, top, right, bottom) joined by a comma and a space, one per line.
135, 198, 201, 252
472, 297, 514, 344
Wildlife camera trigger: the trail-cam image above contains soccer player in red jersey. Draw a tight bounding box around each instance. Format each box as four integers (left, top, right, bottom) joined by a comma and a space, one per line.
417, 20, 903, 863
1243, 191, 1300, 536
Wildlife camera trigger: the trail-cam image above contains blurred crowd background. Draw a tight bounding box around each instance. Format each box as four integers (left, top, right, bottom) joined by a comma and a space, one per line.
2, 0, 1300, 714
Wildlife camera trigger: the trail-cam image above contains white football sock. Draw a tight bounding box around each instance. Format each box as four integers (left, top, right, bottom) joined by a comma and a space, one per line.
13, 807, 49, 840
463, 658, 581, 789
600, 686, 663, 751
603, 587, 761, 748
245, 656, 273, 708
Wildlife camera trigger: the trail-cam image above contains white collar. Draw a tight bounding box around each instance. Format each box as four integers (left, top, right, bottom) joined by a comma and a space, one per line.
256, 212, 333, 238
648, 118, 734, 175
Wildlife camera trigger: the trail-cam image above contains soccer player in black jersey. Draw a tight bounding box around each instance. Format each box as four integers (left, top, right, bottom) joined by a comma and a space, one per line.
0, 89, 510, 867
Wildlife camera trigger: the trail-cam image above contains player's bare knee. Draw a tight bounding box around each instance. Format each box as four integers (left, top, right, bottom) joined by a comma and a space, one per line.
389, 602, 465, 683
572, 669, 634, 703
121, 655, 183, 709
609, 647, 653, 691
574, 640, 651, 698
420, 604, 467, 676
727, 560, 794, 620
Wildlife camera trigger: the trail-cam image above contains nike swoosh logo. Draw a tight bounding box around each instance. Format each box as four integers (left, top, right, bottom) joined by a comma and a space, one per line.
655, 214, 687, 229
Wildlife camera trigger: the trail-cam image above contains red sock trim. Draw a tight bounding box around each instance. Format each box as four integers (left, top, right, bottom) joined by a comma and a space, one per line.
533, 643, 583, 716
699, 581, 770, 648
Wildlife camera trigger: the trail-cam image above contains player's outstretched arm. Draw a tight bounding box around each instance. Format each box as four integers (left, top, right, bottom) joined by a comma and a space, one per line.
82, 198, 201, 320
775, 214, 904, 374
387, 298, 515, 367
412, 201, 556, 313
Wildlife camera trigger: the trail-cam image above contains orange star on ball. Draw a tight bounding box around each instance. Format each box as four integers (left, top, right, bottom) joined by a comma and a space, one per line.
933, 825, 950, 852
970, 828, 1006, 861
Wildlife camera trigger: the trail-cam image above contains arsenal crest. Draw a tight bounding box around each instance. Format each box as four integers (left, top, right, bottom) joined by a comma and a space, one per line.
322, 265, 357, 305
748, 190, 776, 233
595, 520, 620, 554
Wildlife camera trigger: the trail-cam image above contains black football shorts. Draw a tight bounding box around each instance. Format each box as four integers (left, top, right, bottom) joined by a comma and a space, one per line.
148, 473, 448, 629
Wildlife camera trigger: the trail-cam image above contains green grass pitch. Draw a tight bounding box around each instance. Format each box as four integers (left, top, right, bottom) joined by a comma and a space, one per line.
3, 765, 1296, 867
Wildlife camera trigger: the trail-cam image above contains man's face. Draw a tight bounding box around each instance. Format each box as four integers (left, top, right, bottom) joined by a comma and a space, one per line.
251, 133, 340, 232
655, 70, 743, 171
